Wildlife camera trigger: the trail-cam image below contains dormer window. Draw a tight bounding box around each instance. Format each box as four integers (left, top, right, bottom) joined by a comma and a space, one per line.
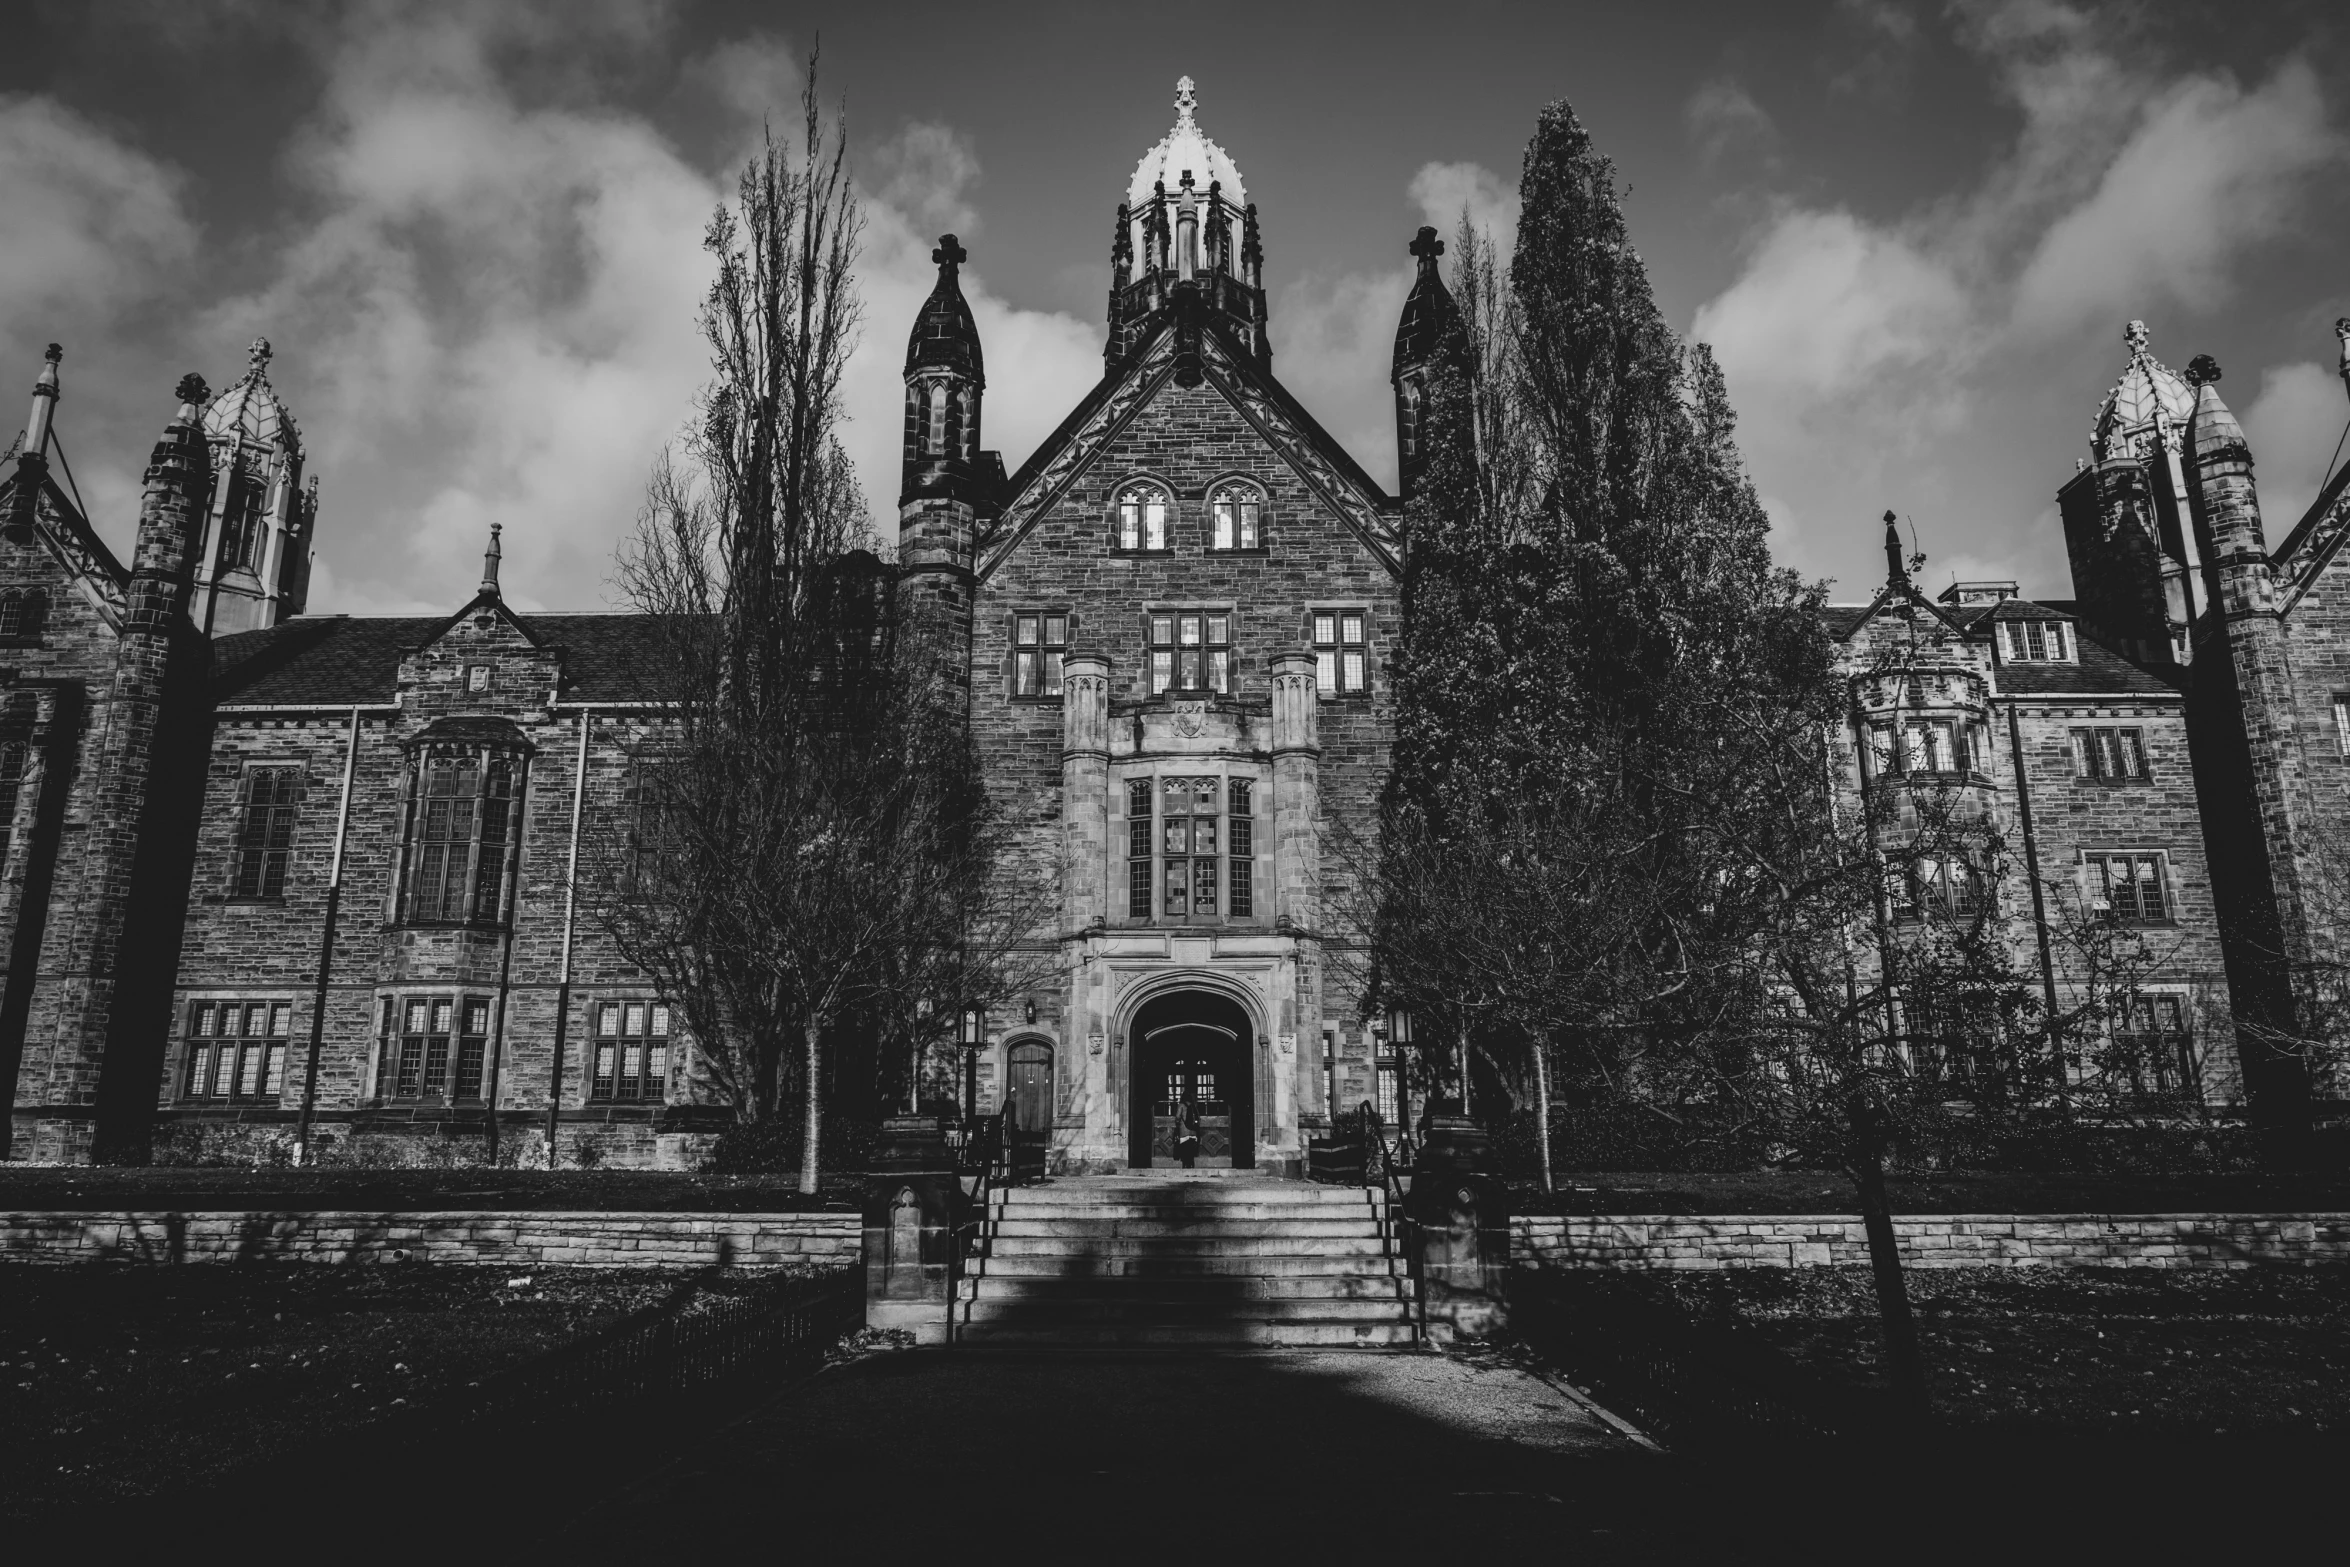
1210, 484, 1262, 550
2001, 620, 2072, 662
1118, 484, 1171, 551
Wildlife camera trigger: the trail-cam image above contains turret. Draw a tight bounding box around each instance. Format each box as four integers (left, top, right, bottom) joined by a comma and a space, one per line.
193, 338, 318, 635
1107, 78, 1266, 373
129, 373, 213, 632
2183, 355, 2270, 617
7, 344, 61, 539
899, 237, 988, 693
1391, 227, 1463, 501
2055, 321, 2202, 667
900, 235, 987, 511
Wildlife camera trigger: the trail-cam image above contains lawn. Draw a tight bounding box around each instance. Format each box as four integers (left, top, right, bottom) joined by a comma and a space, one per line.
1521, 1263, 2350, 1439
0, 1262, 832, 1523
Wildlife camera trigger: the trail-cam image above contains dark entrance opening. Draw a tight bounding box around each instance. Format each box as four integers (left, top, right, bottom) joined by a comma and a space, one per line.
1127, 989, 1255, 1170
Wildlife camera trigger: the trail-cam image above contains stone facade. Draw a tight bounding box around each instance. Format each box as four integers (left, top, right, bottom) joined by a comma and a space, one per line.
5, 95, 2348, 1169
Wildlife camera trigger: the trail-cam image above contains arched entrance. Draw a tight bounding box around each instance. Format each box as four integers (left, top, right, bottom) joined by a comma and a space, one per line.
1127, 988, 1256, 1170
1004, 1039, 1053, 1133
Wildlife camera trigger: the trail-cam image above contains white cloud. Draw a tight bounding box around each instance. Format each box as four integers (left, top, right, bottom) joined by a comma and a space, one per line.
1693, 207, 1969, 400
1408, 160, 1517, 258
0, 95, 194, 346
1684, 79, 1779, 168
1689, 19, 2347, 594
2012, 61, 2344, 335
2242, 359, 2348, 535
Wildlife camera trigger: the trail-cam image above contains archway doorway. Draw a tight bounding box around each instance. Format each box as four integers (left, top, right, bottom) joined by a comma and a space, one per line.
1127, 989, 1256, 1170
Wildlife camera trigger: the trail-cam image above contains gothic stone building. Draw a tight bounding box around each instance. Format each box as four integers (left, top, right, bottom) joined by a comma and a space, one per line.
2, 86, 2342, 1168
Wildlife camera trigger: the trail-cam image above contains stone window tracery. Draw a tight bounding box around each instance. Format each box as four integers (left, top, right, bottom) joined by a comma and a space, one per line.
399, 743, 524, 926
1209, 483, 1263, 550
375, 994, 492, 1102
0, 589, 46, 643
1117, 483, 1171, 551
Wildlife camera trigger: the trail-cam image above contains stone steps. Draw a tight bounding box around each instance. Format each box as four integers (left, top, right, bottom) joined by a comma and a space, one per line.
954, 1178, 1418, 1349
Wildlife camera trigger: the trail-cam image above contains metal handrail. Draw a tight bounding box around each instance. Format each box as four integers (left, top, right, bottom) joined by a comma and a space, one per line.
1349, 1099, 1425, 1341
947, 1111, 1006, 1345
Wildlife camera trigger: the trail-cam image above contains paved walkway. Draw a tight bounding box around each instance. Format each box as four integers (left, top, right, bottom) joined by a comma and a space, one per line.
564, 1347, 1667, 1556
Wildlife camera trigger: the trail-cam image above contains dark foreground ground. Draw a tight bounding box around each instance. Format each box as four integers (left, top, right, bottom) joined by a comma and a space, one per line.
7, 1164, 2348, 1213
7, 1263, 2346, 1557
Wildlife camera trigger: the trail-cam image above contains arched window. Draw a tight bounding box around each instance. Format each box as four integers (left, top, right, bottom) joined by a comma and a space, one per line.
1116, 483, 1170, 551
925, 382, 949, 455
0, 589, 46, 642
400, 742, 524, 925
1209, 484, 1262, 550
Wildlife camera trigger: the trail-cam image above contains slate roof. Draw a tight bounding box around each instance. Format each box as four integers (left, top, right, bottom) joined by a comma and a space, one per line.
1821, 597, 2180, 698
212, 612, 681, 706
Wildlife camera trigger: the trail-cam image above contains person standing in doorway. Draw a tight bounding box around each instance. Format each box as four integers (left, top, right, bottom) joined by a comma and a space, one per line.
1177, 1100, 1201, 1168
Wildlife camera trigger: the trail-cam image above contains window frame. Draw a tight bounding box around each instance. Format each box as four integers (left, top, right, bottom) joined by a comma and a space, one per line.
589, 997, 674, 1104
0, 588, 47, 645
182, 998, 294, 1104
397, 742, 527, 927
2000, 618, 2073, 663
229, 765, 303, 901
1113, 481, 1174, 553
1147, 609, 1232, 695
2333, 691, 2350, 759
2068, 725, 2152, 785
2087, 850, 2175, 925
0, 738, 27, 878
1309, 608, 1370, 696
2111, 987, 2198, 1099
1122, 771, 1262, 926
373, 993, 494, 1104
1206, 481, 1267, 552
1011, 611, 1071, 701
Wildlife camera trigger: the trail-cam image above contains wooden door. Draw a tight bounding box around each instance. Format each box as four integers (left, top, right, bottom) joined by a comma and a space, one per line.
1006, 1041, 1053, 1133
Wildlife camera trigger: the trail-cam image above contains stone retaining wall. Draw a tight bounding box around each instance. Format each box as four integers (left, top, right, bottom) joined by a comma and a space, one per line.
0, 1211, 862, 1268
1513, 1213, 2350, 1270
8, 1209, 2345, 1271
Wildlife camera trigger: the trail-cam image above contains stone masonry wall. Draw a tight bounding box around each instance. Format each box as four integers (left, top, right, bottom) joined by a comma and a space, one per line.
1515, 1212, 2350, 1270
0, 1208, 858, 1267
973, 373, 1398, 1120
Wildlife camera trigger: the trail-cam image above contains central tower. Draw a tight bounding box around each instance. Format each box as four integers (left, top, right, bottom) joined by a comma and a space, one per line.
1105, 78, 1268, 373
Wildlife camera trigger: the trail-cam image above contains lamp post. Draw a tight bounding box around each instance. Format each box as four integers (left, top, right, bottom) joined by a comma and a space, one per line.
960, 1005, 985, 1121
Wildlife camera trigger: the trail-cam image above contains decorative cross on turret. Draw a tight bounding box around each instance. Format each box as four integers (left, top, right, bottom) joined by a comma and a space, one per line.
2334, 318, 2350, 390
2186, 354, 2221, 388
2124, 319, 2150, 357
247, 337, 273, 376
1175, 76, 1197, 123
933, 235, 967, 271
1410, 225, 1445, 271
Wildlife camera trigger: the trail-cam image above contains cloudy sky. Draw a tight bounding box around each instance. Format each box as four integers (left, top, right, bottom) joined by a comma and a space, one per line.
3, 0, 2346, 614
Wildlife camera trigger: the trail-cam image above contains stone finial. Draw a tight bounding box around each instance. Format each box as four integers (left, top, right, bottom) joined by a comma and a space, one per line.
41, 343, 61, 369
1410, 226, 1444, 265
1883, 510, 1906, 587
1175, 75, 1197, 124
2124, 319, 2150, 355
174, 373, 209, 417
932, 234, 966, 271
481, 520, 503, 597
247, 337, 273, 376
2335, 318, 2350, 380
2185, 354, 2221, 387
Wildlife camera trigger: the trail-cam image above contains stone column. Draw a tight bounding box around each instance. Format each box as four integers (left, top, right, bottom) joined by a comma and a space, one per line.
1269, 652, 1320, 1171
1061, 655, 1111, 932
1062, 655, 1112, 1169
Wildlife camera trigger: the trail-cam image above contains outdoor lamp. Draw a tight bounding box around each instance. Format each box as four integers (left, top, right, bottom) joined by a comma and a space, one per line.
960, 1006, 984, 1047
1386, 1008, 1414, 1047
959, 1006, 984, 1119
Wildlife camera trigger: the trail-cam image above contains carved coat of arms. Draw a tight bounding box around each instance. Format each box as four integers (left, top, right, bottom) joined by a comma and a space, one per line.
1173, 701, 1207, 738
